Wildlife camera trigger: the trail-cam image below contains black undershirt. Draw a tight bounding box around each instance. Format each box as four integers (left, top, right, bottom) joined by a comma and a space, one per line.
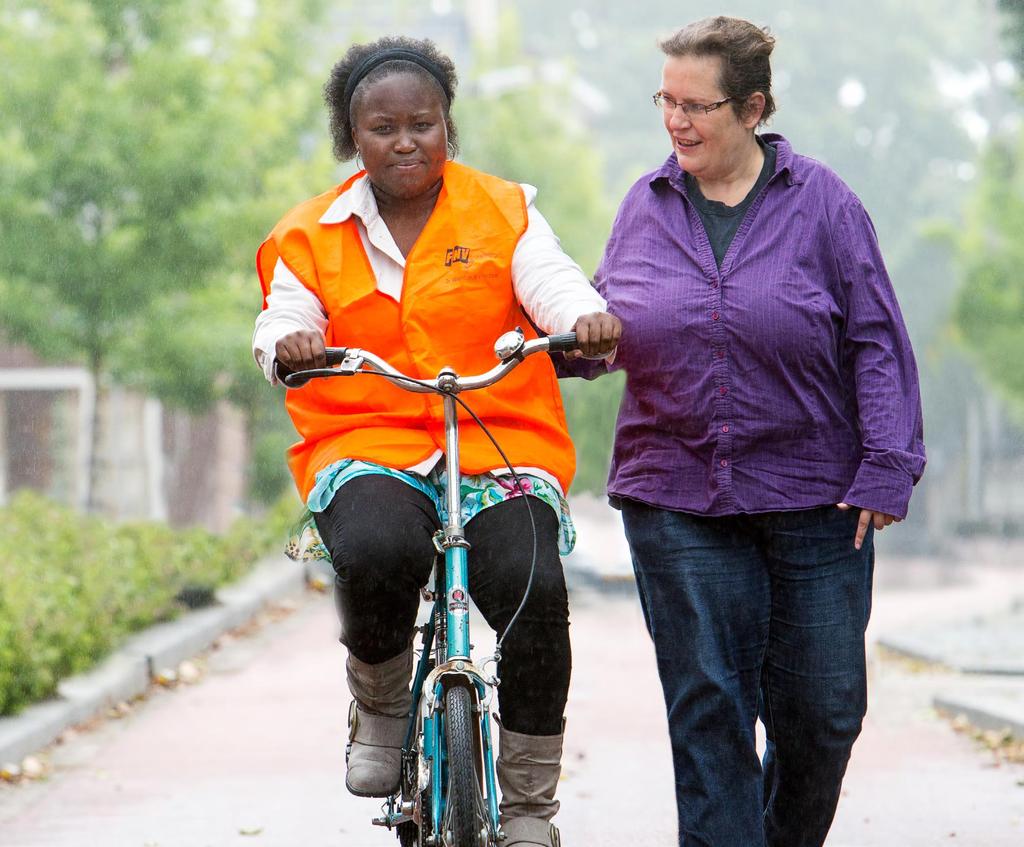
685, 136, 777, 268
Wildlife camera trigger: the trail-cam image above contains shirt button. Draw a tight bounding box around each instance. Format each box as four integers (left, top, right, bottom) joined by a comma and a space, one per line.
720, 459, 728, 468
711, 311, 719, 321
719, 387, 728, 395
711, 281, 719, 289
716, 350, 725, 359
722, 425, 730, 433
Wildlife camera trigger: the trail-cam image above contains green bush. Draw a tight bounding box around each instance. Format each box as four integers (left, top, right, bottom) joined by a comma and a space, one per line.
0, 491, 297, 716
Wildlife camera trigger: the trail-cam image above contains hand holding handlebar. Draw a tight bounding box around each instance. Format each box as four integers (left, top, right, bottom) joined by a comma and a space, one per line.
568, 311, 621, 359
275, 330, 327, 372
274, 338, 348, 385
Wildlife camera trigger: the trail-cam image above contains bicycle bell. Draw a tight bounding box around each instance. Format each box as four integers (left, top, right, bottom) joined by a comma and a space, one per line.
494, 328, 526, 361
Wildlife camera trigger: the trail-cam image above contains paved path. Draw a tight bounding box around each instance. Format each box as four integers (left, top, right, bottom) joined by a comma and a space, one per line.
3, 557, 1024, 846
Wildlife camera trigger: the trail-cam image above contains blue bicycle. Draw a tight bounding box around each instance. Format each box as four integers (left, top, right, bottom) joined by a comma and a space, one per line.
284, 328, 577, 847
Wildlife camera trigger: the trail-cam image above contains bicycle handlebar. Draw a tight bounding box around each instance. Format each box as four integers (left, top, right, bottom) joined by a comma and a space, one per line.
280, 329, 578, 392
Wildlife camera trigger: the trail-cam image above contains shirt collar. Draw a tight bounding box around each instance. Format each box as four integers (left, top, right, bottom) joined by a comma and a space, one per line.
318, 173, 378, 225
649, 132, 804, 192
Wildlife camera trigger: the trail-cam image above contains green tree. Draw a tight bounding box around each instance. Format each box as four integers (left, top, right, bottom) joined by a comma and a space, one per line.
956, 0, 1024, 408
0, 0, 335, 508
1000, 0, 1024, 64
108, 0, 343, 503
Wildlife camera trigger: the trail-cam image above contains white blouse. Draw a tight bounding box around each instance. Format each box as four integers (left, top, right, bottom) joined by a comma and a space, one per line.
252, 174, 606, 384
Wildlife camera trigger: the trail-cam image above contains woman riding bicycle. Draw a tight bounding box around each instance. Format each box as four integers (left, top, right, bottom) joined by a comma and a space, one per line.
252, 36, 620, 847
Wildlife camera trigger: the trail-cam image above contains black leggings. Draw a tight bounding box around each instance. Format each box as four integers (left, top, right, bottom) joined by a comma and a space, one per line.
313, 474, 571, 736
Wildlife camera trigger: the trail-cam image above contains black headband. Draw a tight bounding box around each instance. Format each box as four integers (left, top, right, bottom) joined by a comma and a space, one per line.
343, 48, 450, 106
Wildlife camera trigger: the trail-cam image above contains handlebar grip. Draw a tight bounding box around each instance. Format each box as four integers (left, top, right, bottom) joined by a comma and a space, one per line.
325, 347, 349, 366
546, 332, 579, 353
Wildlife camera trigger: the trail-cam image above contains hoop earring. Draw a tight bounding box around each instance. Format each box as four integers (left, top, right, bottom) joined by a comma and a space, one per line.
355, 149, 363, 169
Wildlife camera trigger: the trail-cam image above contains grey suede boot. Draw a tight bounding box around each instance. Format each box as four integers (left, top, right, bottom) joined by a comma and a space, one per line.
345, 647, 413, 797
496, 719, 565, 847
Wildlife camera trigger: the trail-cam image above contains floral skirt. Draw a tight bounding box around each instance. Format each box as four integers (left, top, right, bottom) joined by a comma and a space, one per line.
285, 459, 577, 564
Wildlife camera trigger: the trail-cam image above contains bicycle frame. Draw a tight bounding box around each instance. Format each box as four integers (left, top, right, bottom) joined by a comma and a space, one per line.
380, 389, 504, 845
284, 328, 577, 847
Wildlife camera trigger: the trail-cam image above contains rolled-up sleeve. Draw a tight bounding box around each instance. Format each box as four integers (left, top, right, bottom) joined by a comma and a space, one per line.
511, 184, 607, 333
835, 197, 926, 518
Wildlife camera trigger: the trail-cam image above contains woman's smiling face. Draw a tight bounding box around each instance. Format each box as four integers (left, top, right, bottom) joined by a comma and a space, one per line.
659, 54, 761, 181
350, 71, 449, 202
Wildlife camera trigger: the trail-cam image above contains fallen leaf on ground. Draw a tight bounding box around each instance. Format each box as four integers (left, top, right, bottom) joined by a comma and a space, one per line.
155, 668, 178, 686
950, 713, 970, 733
178, 660, 201, 684
21, 756, 46, 779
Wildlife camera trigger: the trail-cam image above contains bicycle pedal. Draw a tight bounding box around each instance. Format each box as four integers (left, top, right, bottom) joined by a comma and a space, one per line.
371, 808, 414, 828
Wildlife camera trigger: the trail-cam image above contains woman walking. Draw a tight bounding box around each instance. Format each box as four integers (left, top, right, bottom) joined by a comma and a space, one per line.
565, 16, 925, 847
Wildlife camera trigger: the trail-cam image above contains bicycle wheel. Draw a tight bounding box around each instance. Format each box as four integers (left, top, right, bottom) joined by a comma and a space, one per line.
444, 685, 484, 847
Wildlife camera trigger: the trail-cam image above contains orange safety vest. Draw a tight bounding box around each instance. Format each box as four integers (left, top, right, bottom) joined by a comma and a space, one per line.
256, 161, 576, 500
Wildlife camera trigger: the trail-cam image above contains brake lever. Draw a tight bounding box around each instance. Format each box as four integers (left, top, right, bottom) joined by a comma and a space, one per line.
282, 355, 367, 389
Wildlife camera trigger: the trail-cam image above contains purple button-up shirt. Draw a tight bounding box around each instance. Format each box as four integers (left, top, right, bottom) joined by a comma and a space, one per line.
579, 134, 925, 519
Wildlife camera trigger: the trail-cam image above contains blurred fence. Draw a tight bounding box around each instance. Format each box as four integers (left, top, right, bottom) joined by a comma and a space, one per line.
0, 338, 247, 532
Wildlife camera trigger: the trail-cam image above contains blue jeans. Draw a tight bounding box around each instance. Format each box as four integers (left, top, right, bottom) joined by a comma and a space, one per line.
620, 501, 874, 847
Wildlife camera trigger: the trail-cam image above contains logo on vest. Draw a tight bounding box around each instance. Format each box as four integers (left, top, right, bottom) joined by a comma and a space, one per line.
445, 245, 471, 266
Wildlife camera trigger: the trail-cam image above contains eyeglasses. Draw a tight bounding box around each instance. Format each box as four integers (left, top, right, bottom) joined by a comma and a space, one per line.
652, 92, 733, 118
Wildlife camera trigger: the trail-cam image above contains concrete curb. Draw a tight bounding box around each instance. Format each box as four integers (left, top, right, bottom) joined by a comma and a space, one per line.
933, 685, 1024, 739
564, 564, 637, 596
0, 555, 311, 765
876, 637, 954, 669
878, 635, 1024, 676
878, 629, 1024, 740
